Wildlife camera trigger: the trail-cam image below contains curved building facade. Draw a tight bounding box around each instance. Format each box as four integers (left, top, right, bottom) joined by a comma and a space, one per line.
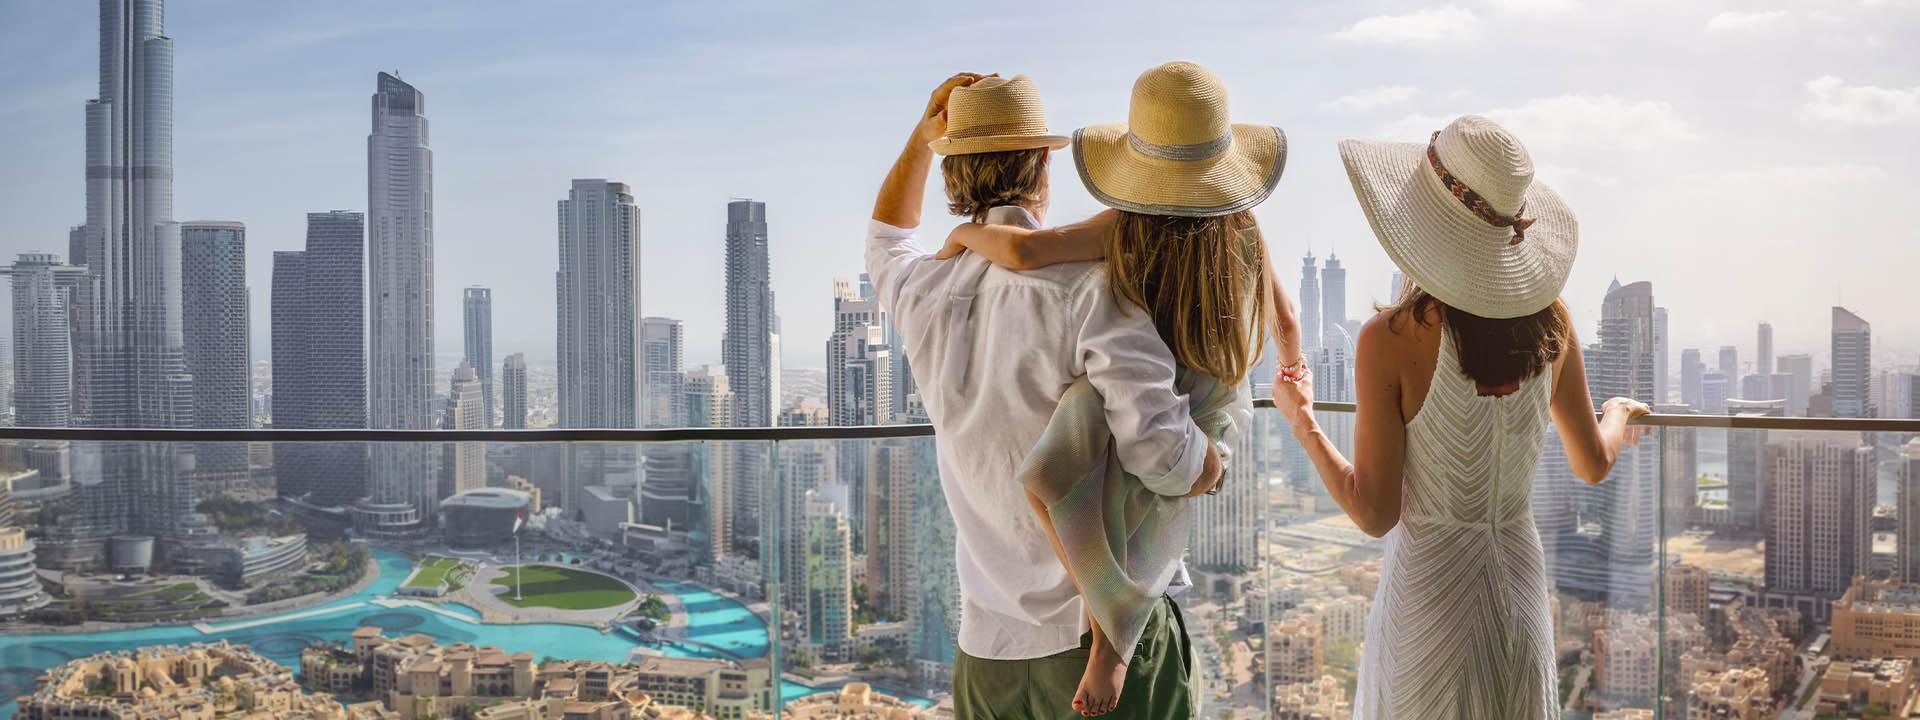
441, 489, 532, 549
0, 527, 47, 613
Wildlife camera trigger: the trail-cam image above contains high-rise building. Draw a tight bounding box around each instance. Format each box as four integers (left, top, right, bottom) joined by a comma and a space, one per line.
1718, 346, 1740, 400
1191, 424, 1261, 573
1581, 279, 1659, 603
1780, 354, 1814, 417
4, 255, 87, 428
903, 396, 957, 685
776, 437, 832, 625
364, 72, 436, 534
440, 363, 485, 502
1389, 270, 1407, 304
804, 488, 853, 662
1653, 307, 1669, 404
642, 317, 684, 428
180, 222, 251, 487
1321, 253, 1347, 339
1701, 372, 1730, 415
501, 353, 527, 430
1764, 431, 1874, 613
867, 438, 915, 615
1681, 348, 1705, 410
1899, 440, 1920, 583
557, 179, 642, 520
463, 287, 494, 429
827, 279, 891, 553
52, 0, 204, 572
1299, 252, 1320, 355
1727, 399, 1786, 533
1832, 307, 1872, 418
684, 365, 733, 562
723, 200, 774, 542
1757, 323, 1774, 379
271, 212, 369, 508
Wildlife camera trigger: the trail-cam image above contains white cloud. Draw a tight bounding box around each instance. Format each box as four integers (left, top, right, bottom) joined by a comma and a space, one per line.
1485, 0, 1580, 14
1800, 76, 1920, 125
1382, 95, 1696, 151
1323, 86, 1418, 113
1706, 10, 1789, 31
1679, 163, 1888, 192
1330, 7, 1477, 45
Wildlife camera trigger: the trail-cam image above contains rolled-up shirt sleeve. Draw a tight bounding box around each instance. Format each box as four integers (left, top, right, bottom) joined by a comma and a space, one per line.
1070, 270, 1208, 496
865, 219, 928, 310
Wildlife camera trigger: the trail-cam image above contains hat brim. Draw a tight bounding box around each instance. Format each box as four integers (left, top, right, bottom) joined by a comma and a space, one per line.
1073, 123, 1285, 218
1338, 138, 1578, 319
930, 133, 1071, 156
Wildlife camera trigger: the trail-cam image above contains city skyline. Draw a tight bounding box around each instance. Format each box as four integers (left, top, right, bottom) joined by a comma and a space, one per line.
3, 1, 1916, 373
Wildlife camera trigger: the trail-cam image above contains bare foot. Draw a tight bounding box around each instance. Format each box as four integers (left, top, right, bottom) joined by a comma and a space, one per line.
1072, 645, 1127, 716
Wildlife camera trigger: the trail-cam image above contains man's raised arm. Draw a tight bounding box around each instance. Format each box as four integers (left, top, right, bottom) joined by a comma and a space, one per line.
871, 72, 985, 228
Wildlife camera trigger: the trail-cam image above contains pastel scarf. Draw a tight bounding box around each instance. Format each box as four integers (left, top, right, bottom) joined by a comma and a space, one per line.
1018, 367, 1250, 659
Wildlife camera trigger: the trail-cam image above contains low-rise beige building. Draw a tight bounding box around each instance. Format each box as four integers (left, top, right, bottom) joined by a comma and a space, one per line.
1814, 658, 1915, 717
1832, 577, 1920, 660
17, 641, 346, 720
1684, 666, 1772, 719
1265, 618, 1325, 687
758, 683, 926, 719
1272, 674, 1349, 720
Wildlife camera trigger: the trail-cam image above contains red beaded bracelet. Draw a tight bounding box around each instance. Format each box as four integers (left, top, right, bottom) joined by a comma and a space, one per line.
1277, 360, 1310, 384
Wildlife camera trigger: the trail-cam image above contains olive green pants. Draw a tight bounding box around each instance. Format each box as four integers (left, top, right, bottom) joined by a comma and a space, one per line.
953, 595, 1196, 719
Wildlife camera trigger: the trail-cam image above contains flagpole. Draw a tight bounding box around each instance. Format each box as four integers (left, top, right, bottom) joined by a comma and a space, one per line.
515, 532, 522, 601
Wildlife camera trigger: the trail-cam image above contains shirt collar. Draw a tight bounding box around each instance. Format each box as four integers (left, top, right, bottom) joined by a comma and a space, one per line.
983, 205, 1040, 229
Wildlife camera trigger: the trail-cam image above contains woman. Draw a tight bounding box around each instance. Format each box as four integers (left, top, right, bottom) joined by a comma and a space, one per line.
940, 61, 1303, 718
1270, 115, 1650, 719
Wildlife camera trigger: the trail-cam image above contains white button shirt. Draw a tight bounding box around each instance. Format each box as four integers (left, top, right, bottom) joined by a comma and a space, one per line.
866, 207, 1207, 660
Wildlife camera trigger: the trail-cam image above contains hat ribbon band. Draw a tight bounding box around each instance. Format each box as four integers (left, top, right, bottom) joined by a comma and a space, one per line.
1427, 131, 1535, 246
1128, 131, 1232, 162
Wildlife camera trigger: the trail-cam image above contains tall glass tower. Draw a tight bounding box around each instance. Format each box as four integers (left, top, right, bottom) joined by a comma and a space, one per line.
363, 72, 436, 533
463, 287, 494, 429
181, 221, 251, 487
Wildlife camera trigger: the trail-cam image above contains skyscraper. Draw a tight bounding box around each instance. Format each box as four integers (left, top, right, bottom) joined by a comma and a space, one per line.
4, 255, 86, 428
1191, 425, 1261, 573
271, 212, 368, 508
500, 353, 527, 430
1780, 354, 1814, 417
1832, 307, 1872, 418
1701, 372, 1730, 415
463, 287, 494, 429
1653, 307, 1669, 404
1727, 399, 1785, 533
1764, 431, 1874, 605
1757, 323, 1774, 379
827, 279, 891, 554
1577, 279, 1659, 603
1718, 346, 1740, 400
804, 488, 854, 662
440, 362, 485, 501
1299, 252, 1320, 355
642, 317, 685, 428
723, 199, 773, 542
1681, 348, 1704, 409
557, 180, 641, 517
365, 72, 435, 534
1321, 253, 1347, 339
181, 221, 251, 487
53, 0, 202, 570
1897, 439, 1920, 582
683, 365, 733, 562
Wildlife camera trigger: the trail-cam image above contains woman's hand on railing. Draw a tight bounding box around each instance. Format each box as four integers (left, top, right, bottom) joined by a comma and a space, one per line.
1602, 396, 1654, 448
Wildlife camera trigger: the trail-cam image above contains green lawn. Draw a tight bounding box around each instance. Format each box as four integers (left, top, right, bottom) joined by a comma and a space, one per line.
491, 565, 635, 610
405, 556, 460, 589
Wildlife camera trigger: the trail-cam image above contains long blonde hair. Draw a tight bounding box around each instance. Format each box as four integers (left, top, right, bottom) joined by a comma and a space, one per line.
1104, 211, 1271, 383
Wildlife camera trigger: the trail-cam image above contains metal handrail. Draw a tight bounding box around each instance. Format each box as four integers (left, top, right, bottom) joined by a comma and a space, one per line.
0, 400, 1910, 443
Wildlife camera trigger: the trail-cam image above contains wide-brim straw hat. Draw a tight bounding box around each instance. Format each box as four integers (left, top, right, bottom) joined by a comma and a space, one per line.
1074, 61, 1285, 218
930, 74, 1070, 156
1339, 114, 1577, 319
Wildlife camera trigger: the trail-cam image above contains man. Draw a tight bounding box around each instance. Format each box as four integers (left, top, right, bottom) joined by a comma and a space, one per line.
865, 73, 1219, 719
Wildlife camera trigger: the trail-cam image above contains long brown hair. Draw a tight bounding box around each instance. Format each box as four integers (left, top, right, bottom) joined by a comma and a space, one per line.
1104, 211, 1271, 384
1383, 283, 1572, 388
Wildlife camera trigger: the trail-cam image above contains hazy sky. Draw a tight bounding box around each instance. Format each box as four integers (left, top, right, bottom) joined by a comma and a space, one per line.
1, 0, 1916, 376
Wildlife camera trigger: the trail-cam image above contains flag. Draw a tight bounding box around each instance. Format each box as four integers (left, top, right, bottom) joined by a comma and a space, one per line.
513, 511, 523, 534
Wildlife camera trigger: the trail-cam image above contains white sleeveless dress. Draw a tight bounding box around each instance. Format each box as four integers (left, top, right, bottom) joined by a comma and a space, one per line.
1355, 327, 1559, 720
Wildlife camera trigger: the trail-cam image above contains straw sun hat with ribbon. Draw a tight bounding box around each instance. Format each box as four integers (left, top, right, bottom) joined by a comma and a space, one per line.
929, 74, 1070, 156
1074, 61, 1287, 218
1339, 114, 1578, 319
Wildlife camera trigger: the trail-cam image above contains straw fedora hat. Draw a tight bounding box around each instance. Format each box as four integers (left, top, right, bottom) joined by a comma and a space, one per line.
1339, 115, 1577, 319
930, 74, 1070, 156
1073, 62, 1286, 218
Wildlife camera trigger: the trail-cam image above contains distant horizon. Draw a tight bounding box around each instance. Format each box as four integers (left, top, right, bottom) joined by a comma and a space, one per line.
2, 0, 1916, 378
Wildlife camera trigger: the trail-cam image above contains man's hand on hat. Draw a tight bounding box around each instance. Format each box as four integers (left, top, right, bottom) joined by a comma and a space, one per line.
915, 72, 997, 148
